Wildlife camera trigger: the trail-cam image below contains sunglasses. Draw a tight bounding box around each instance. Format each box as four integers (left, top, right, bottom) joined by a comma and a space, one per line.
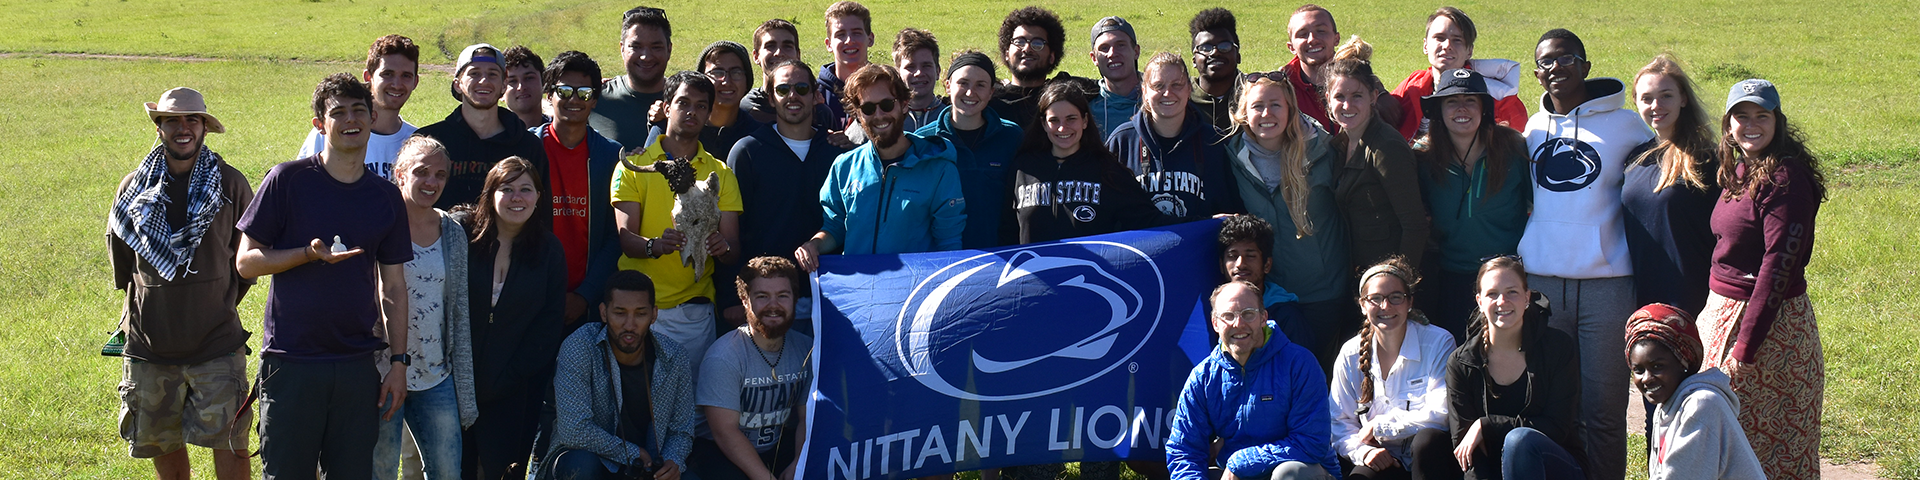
1480, 253, 1524, 264
858, 98, 898, 116
1535, 53, 1586, 70
1193, 41, 1238, 56
773, 82, 814, 97
1242, 71, 1288, 84
550, 85, 595, 101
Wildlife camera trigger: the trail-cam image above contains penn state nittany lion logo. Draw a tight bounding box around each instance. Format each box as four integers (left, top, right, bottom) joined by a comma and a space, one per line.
894, 243, 1165, 401
1532, 136, 1603, 192
1072, 205, 1097, 223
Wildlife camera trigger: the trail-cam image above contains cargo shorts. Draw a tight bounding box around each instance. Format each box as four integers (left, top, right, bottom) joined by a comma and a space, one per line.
117, 350, 252, 458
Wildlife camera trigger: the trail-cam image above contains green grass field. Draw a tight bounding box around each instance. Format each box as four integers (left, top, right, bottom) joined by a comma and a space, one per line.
2, 0, 1917, 478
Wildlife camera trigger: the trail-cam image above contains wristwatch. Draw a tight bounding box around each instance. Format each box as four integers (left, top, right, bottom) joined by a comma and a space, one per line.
390, 354, 411, 366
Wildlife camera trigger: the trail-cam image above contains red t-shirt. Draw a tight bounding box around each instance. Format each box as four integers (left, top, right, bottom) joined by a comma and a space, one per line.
542, 124, 593, 290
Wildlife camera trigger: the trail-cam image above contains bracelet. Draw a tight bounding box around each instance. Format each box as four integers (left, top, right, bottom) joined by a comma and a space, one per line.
644, 237, 658, 258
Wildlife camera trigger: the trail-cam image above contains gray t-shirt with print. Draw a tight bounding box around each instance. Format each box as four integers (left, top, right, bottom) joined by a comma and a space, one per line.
696, 327, 812, 452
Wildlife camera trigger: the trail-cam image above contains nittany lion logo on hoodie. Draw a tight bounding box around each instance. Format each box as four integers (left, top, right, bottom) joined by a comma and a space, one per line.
1532, 136, 1603, 192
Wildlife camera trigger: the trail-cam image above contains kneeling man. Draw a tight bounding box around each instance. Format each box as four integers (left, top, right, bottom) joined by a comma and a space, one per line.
543, 270, 695, 480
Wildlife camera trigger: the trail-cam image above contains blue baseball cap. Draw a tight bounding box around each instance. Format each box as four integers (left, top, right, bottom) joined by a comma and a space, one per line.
1725, 79, 1780, 114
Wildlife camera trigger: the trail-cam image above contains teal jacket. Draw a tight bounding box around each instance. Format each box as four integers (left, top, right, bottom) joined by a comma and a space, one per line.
1224, 127, 1350, 304
819, 133, 968, 255
1417, 141, 1532, 274
915, 107, 1023, 249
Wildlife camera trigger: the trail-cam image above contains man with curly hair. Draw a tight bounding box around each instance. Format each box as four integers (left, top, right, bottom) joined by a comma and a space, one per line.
992, 6, 1096, 126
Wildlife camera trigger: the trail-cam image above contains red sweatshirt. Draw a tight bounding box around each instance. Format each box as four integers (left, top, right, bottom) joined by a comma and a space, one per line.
1390, 67, 1529, 141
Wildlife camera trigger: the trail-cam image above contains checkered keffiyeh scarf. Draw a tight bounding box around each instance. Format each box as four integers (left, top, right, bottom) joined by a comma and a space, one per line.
108, 145, 225, 281
1623, 303, 1704, 372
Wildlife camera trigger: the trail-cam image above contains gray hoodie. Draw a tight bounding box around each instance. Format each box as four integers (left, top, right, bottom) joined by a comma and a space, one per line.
1648, 368, 1767, 480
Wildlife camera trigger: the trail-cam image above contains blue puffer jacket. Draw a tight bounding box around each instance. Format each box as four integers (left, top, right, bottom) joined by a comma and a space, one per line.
819, 132, 967, 255
915, 106, 1023, 249
1168, 321, 1339, 480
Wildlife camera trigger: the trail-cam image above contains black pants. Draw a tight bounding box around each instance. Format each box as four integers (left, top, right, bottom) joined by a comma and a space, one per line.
1346, 429, 1461, 480
688, 434, 797, 480
257, 354, 380, 480
1300, 298, 1361, 380
1417, 269, 1476, 344
463, 389, 543, 480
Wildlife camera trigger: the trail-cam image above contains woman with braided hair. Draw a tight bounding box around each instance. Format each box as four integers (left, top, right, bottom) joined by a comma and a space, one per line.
1329, 256, 1459, 480
1624, 304, 1764, 480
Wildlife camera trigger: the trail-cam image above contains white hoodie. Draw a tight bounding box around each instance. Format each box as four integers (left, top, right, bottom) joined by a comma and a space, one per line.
1519, 77, 1654, 278
1649, 368, 1768, 480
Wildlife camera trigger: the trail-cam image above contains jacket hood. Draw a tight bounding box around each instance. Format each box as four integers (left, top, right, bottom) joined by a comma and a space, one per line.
1536, 77, 1630, 118
1468, 59, 1524, 99
1129, 105, 1217, 151
1222, 115, 1333, 190
1665, 367, 1739, 416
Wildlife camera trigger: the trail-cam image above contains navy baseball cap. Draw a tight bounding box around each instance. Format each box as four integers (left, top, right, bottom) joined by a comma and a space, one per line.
1725, 79, 1780, 114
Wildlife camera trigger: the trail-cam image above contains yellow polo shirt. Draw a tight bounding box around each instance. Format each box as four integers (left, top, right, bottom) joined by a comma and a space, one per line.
609, 137, 744, 308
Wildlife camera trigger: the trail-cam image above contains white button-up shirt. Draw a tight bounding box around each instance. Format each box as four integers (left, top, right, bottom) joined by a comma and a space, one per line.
1328, 321, 1457, 465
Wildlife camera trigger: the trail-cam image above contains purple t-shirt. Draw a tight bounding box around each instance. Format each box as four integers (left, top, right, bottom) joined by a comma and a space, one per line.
238, 155, 412, 362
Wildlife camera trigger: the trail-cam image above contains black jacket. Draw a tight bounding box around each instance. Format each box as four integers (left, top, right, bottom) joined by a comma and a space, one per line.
1003, 147, 1164, 244
416, 107, 550, 213
467, 230, 569, 405
1446, 291, 1585, 480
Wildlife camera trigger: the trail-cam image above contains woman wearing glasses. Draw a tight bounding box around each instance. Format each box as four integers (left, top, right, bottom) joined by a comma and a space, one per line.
1412, 69, 1530, 342
1389, 7, 1529, 141
1104, 52, 1244, 225
1329, 256, 1459, 480
1221, 67, 1349, 377
1444, 256, 1583, 480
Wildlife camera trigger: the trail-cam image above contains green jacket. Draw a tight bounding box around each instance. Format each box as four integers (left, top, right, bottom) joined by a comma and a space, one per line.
1225, 124, 1350, 304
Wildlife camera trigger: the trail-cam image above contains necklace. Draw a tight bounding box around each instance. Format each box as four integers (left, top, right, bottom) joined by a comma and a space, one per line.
749, 332, 783, 373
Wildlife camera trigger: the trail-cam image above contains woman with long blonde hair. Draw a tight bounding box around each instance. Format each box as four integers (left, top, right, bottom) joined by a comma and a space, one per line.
1222, 68, 1350, 376
1623, 54, 1720, 315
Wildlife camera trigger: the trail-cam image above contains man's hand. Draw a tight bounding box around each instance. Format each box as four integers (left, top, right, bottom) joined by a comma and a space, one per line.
648, 100, 667, 124
1453, 418, 1483, 471
654, 459, 680, 480
1360, 445, 1397, 472
705, 231, 731, 258
826, 130, 854, 149
565, 292, 588, 324
794, 239, 820, 272
309, 238, 363, 264
378, 365, 407, 421
656, 228, 687, 256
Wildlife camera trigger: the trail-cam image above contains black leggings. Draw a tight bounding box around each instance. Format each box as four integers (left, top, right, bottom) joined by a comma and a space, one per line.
1346, 429, 1461, 480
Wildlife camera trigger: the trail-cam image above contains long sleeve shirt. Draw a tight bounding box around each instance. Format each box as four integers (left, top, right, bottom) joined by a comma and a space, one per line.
1168, 322, 1340, 480
1328, 321, 1455, 466
1708, 161, 1820, 363
549, 323, 696, 472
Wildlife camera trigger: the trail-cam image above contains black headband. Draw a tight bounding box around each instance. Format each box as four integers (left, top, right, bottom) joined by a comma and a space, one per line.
946, 52, 998, 82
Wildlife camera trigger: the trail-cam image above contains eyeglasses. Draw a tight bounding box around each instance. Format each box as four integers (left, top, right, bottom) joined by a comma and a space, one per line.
1361, 293, 1410, 307
1479, 253, 1523, 264
1535, 53, 1586, 70
773, 82, 814, 97
1214, 307, 1263, 324
550, 85, 595, 101
705, 67, 749, 80
1242, 71, 1287, 84
858, 98, 897, 115
1193, 41, 1238, 56
1010, 37, 1049, 50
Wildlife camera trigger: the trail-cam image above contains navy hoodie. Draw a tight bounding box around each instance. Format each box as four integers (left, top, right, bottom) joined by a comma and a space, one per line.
1104, 106, 1244, 223
1003, 147, 1164, 244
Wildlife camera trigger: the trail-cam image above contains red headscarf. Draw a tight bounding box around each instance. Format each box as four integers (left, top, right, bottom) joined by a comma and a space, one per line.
1623, 303, 1703, 372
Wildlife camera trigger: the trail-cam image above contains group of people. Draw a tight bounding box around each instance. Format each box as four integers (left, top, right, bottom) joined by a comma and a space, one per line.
105, 2, 1825, 480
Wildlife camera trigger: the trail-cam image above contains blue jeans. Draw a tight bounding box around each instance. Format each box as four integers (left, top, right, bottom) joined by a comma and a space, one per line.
1501, 427, 1583, 480
374, 378, 462, 480
549, 448, 618, 480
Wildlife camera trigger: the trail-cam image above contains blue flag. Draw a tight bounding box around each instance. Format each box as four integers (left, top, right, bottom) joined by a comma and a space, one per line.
798, 220, 1223, 480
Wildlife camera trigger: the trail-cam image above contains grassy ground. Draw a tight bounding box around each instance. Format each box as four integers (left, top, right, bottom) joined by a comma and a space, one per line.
1, 0, 1916, 478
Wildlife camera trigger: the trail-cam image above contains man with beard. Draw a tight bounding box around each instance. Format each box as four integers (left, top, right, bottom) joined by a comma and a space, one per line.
592, 6, 673, 150
543, 270, 696, 480
793, 64, 965, 272
296, 35, 421, 181
727, 59, 850, 329
612, 71, 744, 375
415, 43, 549, 212
993, 6, 1097, 126
1189, 8, 1242, 132
1087, 16, 1142, 139
109, 87, 255, 480
689, 257, 812, 480
503, 45, 549, 130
